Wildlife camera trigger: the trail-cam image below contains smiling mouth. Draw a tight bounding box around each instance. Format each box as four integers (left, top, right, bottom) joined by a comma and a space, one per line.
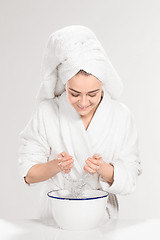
77, 104, 92, 109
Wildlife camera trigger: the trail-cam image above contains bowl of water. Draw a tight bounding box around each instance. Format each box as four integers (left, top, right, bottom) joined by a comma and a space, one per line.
47, 189, 109, 231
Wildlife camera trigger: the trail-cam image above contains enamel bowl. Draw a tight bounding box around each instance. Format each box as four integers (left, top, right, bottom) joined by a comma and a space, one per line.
47, 189, 109, 231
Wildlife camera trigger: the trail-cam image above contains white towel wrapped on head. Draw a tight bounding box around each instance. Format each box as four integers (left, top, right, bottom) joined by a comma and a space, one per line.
35, 25, 123, 105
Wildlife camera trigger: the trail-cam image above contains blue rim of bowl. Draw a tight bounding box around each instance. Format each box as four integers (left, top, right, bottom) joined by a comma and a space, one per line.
47, 190, 109, 201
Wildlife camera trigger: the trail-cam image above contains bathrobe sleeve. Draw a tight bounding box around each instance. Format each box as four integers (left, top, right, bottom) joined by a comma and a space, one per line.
99, 107, 142, 195
18, 101, 51, 186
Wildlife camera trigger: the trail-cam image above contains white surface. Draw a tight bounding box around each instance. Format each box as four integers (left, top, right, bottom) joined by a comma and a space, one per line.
0, 219, 160, 240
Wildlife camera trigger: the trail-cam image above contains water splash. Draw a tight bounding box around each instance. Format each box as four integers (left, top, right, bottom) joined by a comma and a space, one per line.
63, 172, 89, 198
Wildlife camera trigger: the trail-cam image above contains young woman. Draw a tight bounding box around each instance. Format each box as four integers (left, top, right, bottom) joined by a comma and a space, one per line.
18, 25, 142, 220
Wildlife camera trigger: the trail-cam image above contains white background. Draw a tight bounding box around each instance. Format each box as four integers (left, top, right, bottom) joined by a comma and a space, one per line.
0, 0, 160, 220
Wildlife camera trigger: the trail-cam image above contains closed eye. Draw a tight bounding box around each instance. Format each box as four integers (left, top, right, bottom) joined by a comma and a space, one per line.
71, 93, 97, 97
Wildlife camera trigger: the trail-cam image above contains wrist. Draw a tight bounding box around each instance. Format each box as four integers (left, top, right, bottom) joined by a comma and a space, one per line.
49, 158, 61, 174
98, 162, 114, 184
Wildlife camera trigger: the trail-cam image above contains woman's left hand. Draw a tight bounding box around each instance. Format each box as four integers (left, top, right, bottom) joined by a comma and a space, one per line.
84, 153, 114, 184
83, 153, 106, 175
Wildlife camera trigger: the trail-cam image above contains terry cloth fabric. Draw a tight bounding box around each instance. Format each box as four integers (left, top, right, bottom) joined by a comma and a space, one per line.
18, 88, 142, 220
18, 25, 142, 220
35, 25, 123, 107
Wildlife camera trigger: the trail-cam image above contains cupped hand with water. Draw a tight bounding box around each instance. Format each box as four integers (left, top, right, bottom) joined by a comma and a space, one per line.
83, 153, 114, 184
83, 153, 103, 174
57, 152, 74, 174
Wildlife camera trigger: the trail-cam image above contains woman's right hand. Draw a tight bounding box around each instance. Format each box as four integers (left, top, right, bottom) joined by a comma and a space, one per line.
56, 152, 74, 174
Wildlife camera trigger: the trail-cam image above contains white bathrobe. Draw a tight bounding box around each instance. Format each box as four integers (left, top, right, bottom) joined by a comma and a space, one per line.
18, 88, 142, 220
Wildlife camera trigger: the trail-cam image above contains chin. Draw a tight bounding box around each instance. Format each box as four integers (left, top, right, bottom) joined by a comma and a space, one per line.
76, 109, 91, 115
75, 105, 97, 117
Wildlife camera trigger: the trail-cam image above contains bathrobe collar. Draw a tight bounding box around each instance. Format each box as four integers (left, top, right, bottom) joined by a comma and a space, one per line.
58, 89, 113, 178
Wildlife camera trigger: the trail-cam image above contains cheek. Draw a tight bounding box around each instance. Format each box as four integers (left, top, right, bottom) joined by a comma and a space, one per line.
93, 96, 101, 105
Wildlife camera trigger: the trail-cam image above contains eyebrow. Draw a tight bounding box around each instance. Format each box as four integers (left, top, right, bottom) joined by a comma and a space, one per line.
69, 88, 100, 93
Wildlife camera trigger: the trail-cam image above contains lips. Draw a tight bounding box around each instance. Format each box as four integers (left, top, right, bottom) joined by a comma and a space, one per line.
77, 104, 92, 109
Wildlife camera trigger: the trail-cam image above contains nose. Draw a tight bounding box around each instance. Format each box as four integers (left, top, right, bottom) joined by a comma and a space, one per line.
79, 95, 90, 107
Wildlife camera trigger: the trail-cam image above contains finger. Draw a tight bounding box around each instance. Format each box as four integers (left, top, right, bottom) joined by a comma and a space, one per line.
94, 157, 103, 164
86, 160, 100, 171
84, 165, 96, 174
58, 163, 73, 172
84, 165, 96, 173
57, 153, 65, 161
93, 153, 101, 159
60, 152, 67, 157
83, 165, 87, 171
57, 154, 73, 162
93, 155, 103, 162
58, 152, 69, 159
61, 160, 74, 168
58, 162, 71, 171
62, 156, 73, 162
61, 152, 73, 160
62, 163, 73, 170
87, 158, 99, 165
63, 168, 71, 174
58, 157, 73, 165
87, 157, 103, 166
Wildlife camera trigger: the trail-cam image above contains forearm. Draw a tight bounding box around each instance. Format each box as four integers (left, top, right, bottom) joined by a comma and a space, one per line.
25, 159, 60, 184
98, 163, 114, 185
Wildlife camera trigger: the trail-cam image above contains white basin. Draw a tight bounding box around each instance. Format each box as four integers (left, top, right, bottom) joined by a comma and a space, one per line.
47, 189, 109, 231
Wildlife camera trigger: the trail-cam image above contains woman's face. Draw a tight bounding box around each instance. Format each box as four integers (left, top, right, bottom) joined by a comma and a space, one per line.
65, 73, 103, 118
